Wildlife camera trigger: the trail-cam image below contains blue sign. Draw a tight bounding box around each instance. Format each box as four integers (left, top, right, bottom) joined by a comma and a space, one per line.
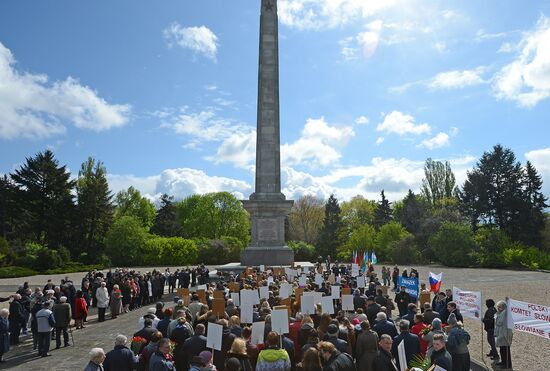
398, 276, 419, 300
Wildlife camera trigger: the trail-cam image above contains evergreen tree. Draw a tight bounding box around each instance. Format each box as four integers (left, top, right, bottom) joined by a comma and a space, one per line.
517, 161, 548, 247
460, 145, 524, 240
374, 190, 392, 228
11, 150, 75, 248
75, 157, 114, 259
396, 190, 427, 235
317, 194, 343, 258
0, 175, 21, 240
151, 194, 182, 237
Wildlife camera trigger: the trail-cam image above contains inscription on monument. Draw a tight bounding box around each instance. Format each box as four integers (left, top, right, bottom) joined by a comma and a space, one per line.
258, 218, 278, 241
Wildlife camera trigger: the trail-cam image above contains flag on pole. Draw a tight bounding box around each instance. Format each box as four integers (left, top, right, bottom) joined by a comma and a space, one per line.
361, 251, 369, 272
352, 250, 357, 264
429, 272, 443, 293
371, 251, 377, 265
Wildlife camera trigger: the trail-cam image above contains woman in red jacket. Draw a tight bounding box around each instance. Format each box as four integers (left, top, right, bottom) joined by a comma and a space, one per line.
74, 290, 88, 329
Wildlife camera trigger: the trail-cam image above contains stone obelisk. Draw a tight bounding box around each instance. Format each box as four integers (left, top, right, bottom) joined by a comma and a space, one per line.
241, 0, 294, 266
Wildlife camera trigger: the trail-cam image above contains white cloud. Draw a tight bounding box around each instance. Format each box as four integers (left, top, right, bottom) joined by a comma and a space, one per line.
525, 148, 550, 198
493, 16, 550, 107
428, 67, 487, 89
0, 42, 130, 140
339, 20, 383, 60
163, 23, 219, 60
475, 29, 509, 42
282, 117, 355, 167
279, 0, 394, 30
108, 168, 251, 202
355, 115, 369, 125
417, 132, 450, 149
376, 137, 384, 145
210, 130, 256, 170
376, 111, 431, 136
165, 108, 252, 144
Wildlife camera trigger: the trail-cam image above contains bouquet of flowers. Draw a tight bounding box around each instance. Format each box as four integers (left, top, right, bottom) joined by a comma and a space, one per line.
419, 325, 433, 336
130, 336, 147, 355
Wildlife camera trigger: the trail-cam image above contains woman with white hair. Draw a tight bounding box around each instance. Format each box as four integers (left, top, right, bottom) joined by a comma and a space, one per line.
0, 308, 9, 363
96, 282, 110, 323
110, 285, 123, 319
494, 300, 513, 369
84, 347, 105, 371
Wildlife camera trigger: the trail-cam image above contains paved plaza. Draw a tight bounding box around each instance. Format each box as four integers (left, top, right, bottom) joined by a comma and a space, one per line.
0, 265, 548, 370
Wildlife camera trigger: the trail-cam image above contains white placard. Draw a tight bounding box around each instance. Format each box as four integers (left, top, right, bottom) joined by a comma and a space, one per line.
271, 309, 289, 335
259, 286, 269, 300
452, 287, 482, 321
315, 273, 323, 287
357, 276, 366, 288
251, 321, 265, 345
313, 291, 323, 306
267, 276, 274, 285
242, 289, 260, 305
331, 285, 341, 299
299, 275, 307, 287
260, 264, 265, 272
197, 284, 207, 291
507, 298, 550, 339
230, 292, 240, 307
240, 303, 253, 324
301, 294, 315, 314
321, 296, 334, 314
351, 264, 359, 277
207, 322, 223, 351
397, 339, 407, 371
279, 283, 292, 299
342, 294, 354, 311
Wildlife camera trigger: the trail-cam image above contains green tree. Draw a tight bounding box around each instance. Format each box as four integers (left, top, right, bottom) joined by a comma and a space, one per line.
421, 158, 458, 207
394, 190, 429, 235
0, 175, 21, 241
542, 214, 550, 253
517, 161, 548, 247
11, 150, 75, 248
474, 227, 510, 267
338, 224, 377, 260
176, 192, 249, 244
288, 241, 317, 262
75, 157, 114, 259
374, 221, 409, 261
151, 194, 182, 237
317, 194, 343, 258
460, 145, 527, 241
105, 215, 148, 266
340, 195, 377, 236
374, 190, 392, 228
115, 186, 156, 230
391, 235, 421, 265
288, 195, 324, 245
429, 222, 477, 267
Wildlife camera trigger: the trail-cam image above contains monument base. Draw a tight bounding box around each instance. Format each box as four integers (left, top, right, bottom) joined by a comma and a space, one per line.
240, 246, 294, 266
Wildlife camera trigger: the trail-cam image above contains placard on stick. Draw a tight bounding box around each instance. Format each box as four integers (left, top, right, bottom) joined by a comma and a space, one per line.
207, 322, 223, 351
271, 308, 289, 335
342, 287, 352, 295
240, 303, 253, 324
419, 292, 431, 307
214, 290, 225, 299
321, 296, 334, 314
230, 292, 240, 307
301, 294, 315, 315
212, 298, 225, 316
196, 289, 207, 304
342, 294, 354, 311
251, 321, 265, 345
229, 282, 240, 293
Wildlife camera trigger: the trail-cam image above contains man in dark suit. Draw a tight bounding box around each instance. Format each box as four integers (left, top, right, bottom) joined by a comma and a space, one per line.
373, 312, 397, 339
391, 320, 421, 370
373, 334, 398, 371
182, 323, 207, 364
133, 318, 156, 343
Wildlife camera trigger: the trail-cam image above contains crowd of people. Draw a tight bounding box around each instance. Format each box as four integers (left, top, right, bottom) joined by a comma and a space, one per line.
0, 262, 514, 371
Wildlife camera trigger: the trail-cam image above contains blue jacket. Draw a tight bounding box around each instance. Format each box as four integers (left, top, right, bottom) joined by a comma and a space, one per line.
373, 320, 398, 339
149, 351, 175, 371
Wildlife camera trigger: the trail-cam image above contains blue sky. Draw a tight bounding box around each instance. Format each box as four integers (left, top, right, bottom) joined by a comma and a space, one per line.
1, 0, 550, 202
